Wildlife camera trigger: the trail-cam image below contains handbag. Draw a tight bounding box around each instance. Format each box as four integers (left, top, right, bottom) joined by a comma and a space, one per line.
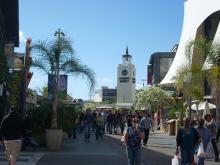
197, 142, 205, 158
205, 141, 214, 159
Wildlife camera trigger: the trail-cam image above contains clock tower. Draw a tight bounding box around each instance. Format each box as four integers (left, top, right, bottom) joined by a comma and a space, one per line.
116, 47, 136, 108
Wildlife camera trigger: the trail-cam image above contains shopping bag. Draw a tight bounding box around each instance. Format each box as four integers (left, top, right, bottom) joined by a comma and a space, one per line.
117, 127, 121, 135
172, 155, 179, 165
197, 142, 205, 158
205, 141, 214, 159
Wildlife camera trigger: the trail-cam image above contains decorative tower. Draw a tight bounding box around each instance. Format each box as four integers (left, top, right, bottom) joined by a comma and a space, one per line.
116, 47, 136, 108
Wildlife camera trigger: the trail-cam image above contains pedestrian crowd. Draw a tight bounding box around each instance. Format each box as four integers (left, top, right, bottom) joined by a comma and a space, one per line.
72, 109, 153, 165
176, 114, 220, 165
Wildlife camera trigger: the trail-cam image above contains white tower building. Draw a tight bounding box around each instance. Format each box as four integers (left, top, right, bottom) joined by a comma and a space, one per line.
116, 47, 136, 108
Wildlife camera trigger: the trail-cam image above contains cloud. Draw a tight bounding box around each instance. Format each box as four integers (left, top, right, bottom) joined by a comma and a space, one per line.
19, 31, 27, 43
97, 78, 113, 82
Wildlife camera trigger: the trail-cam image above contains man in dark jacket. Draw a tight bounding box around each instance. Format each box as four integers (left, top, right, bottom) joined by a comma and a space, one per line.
0, 107, 24, 165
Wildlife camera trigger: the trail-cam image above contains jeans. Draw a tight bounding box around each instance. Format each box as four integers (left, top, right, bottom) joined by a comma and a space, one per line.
197, 157, 205, 165
181, 148, 194, 165
126, 147, 141, 165
143, 129, 150, 145
211, 139, 219, 159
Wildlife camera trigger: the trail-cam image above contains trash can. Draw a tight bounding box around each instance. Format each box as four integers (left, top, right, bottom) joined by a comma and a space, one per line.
166, 119, 176, 136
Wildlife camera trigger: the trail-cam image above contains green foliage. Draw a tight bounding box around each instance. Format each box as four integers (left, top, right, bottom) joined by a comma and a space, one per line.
31, 100, 81, 134
83, 102, 96, 110
31, 30, 96, 128
30, 100, 52, 134
57, 103, 81, 132
134, 86, 174, 113
8, 71, 23, 106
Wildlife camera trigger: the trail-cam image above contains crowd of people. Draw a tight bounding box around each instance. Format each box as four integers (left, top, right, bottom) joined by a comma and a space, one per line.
5, 106, 220, 165
176, 114, 220, 165
75, 109, 153, 165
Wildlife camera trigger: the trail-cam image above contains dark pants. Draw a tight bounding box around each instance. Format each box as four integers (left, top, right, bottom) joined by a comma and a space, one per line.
211, 139, 219, 159
181, 148, 194, 165
143, 129, 150, 145
126, 147, 141, 165
96, 125, 103, 140
107, 122, 113, 134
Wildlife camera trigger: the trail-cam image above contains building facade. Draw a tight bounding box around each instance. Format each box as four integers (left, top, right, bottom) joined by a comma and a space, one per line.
93, 86, 117, 103
148, 46, 176, 85
116, 47, 136, 108
0, 0, 19, 115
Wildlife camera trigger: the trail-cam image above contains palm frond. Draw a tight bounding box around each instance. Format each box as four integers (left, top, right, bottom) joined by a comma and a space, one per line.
50, 37, 74, 65
31, 41, 55, 72
31, 59, 50, 74
66, 62, 96, 93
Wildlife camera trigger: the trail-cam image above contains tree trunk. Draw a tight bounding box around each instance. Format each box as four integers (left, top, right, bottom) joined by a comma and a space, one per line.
51, 94, 58, 128
51, 71, 59, 128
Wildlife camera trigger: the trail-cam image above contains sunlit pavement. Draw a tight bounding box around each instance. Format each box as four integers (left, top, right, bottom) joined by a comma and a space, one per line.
107, 131, 220, 165
1, 131, 218, 165
36, 132, 128, 165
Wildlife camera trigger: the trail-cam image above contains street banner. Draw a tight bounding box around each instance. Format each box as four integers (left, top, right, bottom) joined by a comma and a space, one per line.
48, 74, 68, 100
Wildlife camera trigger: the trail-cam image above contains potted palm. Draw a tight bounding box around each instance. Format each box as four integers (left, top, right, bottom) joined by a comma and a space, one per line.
31, 29, 95, 150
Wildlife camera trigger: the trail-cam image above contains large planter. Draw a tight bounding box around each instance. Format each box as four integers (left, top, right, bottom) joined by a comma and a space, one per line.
45, 129, 63, 150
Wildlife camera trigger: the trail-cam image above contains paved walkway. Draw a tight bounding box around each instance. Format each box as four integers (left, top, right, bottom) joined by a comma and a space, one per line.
0, 131, 219, 164
0, 152, 43, 165
36, 132, 128, 165
107, 131, 220, 165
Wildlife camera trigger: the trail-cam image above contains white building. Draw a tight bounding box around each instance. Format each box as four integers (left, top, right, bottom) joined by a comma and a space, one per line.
160, 0, 220, 86
116, 47, 136, 108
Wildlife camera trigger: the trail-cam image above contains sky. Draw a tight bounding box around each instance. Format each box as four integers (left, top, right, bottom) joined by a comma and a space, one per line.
16, 0, 184, 100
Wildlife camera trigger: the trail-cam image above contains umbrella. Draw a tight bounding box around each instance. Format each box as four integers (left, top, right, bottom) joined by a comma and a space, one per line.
191, 101, 216, 111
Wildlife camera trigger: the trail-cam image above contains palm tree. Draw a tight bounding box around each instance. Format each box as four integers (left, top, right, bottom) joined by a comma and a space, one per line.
175, 36, 220, 121
31, 29, 96, 128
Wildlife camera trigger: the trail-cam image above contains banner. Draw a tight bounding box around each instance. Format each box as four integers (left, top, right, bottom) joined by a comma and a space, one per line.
48, 74, 68, 100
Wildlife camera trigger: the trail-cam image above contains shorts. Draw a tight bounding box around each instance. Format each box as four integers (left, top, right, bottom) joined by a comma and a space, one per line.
4, 140, 21, 161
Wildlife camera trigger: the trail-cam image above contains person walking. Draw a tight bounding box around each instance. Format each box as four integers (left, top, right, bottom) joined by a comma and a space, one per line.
196, 119, 212, 165
176, 118, 200, 165
204, 114, 219, 162
124, 118, 144, 165
0, 107, 25, 165
95, 113, 104, 140
140, 113, 152, 146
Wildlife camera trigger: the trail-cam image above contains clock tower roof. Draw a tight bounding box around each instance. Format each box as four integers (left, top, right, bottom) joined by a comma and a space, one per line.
122, 46, 132, 59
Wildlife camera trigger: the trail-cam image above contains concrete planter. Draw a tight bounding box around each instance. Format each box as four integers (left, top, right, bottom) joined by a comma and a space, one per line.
45, 129, 63, 150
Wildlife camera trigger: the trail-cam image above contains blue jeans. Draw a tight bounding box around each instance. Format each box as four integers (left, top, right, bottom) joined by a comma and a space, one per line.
126, 147, 141, 165
181, 148, 194, 165
197, 157, 204, 165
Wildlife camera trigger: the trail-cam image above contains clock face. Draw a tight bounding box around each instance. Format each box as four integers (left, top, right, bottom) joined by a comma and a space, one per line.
121, 69, 128, 76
